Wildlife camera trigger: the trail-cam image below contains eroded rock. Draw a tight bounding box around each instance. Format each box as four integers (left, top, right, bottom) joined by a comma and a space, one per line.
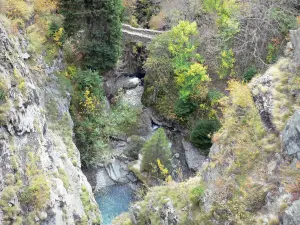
282, 111, 300, 159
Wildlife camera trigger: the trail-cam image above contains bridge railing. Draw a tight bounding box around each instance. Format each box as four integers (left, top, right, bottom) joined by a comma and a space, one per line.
122, 24, 164, 37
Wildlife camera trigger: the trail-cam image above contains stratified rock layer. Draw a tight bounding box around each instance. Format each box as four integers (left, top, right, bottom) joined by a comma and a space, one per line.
0, 23, 100, 224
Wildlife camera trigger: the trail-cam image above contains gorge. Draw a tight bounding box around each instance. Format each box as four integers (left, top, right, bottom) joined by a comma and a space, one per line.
1, 0, 300, 225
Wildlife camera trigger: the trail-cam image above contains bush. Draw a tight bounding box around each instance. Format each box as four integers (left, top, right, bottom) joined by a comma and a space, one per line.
208, 89, 223, 105
190, 185, 205, 205
174, 98, 197, 117
191, 120, 220, 155
20, 175, 50, 209
33, 0, 56, 14
271, 8, 297, 35
243, 66, 257, 82
0, 82, 7, 103
6, 0, 33, 21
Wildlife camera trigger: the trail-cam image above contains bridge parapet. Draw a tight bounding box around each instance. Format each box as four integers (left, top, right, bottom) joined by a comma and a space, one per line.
122, 24, 164, 45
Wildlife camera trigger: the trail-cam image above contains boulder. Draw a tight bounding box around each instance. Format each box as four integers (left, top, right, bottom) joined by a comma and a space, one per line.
182, 140, 206, 172
282, 200, 300, 225
106, 158, 137, 184
121, 86, 144, 107
282, 111, 300, 159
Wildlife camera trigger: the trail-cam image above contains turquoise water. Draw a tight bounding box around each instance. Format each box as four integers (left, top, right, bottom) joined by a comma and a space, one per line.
95, 185, 134, 225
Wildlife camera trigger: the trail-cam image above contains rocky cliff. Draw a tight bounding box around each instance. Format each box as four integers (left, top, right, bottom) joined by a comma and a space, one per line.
0, 22, 100, 224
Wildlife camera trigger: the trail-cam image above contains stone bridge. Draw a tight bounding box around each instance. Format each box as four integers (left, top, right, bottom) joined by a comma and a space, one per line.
122, 24, 164, 45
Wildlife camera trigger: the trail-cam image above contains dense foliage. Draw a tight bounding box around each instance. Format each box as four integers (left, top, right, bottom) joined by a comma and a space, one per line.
143, 21, 212, 118
67, 68, 139, 167
143, 21, 219, 150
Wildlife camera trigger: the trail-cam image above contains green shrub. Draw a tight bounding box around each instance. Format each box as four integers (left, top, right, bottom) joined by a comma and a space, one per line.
74, 69, 104, 102
20, 175, 50, 209
58, 168, 69, 189
174, 98, 197, 117
0, 88, 7, 102
48, 21, 59, 37
70, 69, 140, 167
190, 120, 220, 155
190, 185, 205, 205
243, 66, 257, 82
208, 89, 223, 105
266, 43, 279, 64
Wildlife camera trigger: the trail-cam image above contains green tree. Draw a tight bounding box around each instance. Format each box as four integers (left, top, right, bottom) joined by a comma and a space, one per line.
141, 128, 171, 173
60, 0, 122, 71
143, 21, 210, 119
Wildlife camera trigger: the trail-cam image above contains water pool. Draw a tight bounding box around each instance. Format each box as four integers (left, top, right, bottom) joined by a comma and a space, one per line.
95, 185, 135, 225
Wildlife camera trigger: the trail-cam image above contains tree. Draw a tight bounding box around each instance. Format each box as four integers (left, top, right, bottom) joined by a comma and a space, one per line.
143, 21, 211, 119
191, 119, 220, 155
59, 0, 123, 71
141, 128, 171, 173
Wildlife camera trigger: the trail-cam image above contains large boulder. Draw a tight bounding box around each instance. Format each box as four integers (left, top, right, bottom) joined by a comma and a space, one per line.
105, 158, 137, 184
121, 86, 144, 107
182, 140, 206, 172
95, 168, 116, 191
282, 111, 300, 159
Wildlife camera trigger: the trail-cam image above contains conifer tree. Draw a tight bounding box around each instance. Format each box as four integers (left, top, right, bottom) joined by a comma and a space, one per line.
141, 128, 171, 172
59, 0, 122, 71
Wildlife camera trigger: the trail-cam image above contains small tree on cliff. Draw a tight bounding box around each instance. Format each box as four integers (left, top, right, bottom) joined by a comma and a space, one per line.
141, 128, 171, 173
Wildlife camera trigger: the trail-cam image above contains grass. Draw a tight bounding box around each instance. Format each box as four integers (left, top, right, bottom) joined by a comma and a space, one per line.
58, 168, 70, 190
80, 186, 101, 224
13, 68, 27, 95
270, 59, 300, 131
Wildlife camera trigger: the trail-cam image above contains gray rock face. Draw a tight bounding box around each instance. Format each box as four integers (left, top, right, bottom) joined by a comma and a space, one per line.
121, 86, 144, 107
95, 168, 116, 190
282, 200, 300, 225
106, 158, 131, 183
160, 199, 179, 225
0, 22, 100, 224
290, 28, 300, 62
282, 111, 300, 159
94, 158, 138, 192
182, 140, 206, 172
130, 198, 178, 225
